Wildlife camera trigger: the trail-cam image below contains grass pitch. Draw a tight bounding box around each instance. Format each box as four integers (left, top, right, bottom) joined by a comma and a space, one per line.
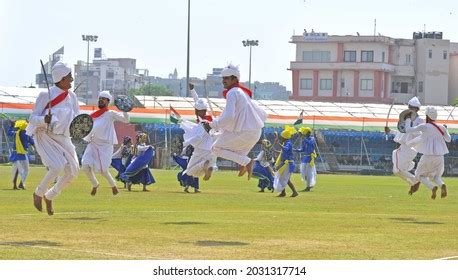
0, 166, 457, 260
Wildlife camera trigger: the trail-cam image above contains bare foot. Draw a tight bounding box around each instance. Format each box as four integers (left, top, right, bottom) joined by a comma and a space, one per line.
441, 184, 447, 198
44, 195, 54, 216
112, 187, 119, 196
409, 182, 420, 195
33, 192, 43, 212
277, 190, 286, 197
291, 192, 299, 197
203, 167, 213, 181
91, 186, 98, 196
246, 159, 254, 180
431, 186, 438, 200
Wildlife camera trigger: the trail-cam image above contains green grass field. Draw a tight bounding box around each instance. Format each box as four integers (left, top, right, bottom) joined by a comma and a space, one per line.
0, 166, 457, 260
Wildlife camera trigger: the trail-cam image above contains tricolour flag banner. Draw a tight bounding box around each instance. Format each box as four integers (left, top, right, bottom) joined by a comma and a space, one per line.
169, 106, 181, 124
293, 110, 304, 125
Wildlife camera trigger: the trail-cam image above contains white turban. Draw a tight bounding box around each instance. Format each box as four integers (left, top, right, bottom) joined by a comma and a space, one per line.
194, 98, 208, 110
408, 96, 421, 108
51, 61, 71, 83
221, 64, 240, 79
425, 107, 438, 120
98, 90, 112, 102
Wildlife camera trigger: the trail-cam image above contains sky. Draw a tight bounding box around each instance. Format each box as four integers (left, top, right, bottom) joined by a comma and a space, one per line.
1, 0, 457, 91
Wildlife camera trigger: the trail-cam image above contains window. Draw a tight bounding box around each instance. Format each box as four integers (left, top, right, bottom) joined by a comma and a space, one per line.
300, 78, 313, 90
106, 71, 114, 79
428, 49, 432, 59
344, 51, 356, 62
406, 54, 411, 64
418, 81, 423, 93
443, 50, 448, 60
320, 79, 332, 90
382, 52, 385, 63
302, 51, 331, 62
360, 79, 373, 90
361, 51, 374, 62
400, 82, 408, 93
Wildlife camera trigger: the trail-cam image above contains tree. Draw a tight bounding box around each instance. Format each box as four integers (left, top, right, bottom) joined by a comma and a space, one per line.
129, 84, 173, 96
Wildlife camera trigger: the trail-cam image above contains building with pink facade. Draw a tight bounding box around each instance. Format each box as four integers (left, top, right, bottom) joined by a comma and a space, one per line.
289, 31, 458, 105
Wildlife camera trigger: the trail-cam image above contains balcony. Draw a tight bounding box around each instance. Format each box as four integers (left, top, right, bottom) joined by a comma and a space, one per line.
393, 65, 415, 77
290, 61, 395, 72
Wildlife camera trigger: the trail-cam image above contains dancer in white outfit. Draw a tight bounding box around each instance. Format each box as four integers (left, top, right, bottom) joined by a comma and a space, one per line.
27, 61, 79, 215
405, 107, 451, 199
206, 64, 267, 179
385, 97, 424, 189
82, 91, 129, 196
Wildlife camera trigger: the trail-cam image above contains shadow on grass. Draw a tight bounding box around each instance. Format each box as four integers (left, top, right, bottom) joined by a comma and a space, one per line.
195, 240, 250, 247
389, 217, 444, 225
59, 217, 106, 222
163, 221, 209, 225
0, 240, 62, 247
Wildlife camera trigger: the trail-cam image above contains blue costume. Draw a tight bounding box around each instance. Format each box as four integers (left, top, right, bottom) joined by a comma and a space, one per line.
120, 145, 155, 189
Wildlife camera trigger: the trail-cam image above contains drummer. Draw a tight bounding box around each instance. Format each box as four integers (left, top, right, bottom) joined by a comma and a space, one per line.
384, 96, 424, 194
82, 91, 130, 196
26, 61, 80, 215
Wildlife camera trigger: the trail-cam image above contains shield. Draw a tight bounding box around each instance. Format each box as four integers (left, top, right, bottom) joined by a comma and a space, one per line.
397, 110, 418, 133
114, 95, 134, 112
70, 114, 93, 139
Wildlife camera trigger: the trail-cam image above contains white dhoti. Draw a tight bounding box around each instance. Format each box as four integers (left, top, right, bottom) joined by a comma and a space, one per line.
414, 155, 445, 190
33, 130, 79, 200
300, 162, 316, 188
273, 169, 292, 193
12, 159, 29, 186
392, 145, 417, 185
184, 148, 217, 177
82, 142, 116, 188
212, 129, 261, 166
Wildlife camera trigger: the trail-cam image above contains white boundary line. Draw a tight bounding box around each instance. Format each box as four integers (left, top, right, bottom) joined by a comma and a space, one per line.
1, 243, 172, 260
435, 255, 458, 260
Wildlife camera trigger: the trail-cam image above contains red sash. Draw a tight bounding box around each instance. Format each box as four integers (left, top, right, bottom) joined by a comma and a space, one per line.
90, 107, 109, 119
430, 121, 445, 136
222, 83, 252, 99
42, 91, 68, 113
196, 115, 213, 123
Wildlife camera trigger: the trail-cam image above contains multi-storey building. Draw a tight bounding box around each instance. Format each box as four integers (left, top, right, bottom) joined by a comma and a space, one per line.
289, 31, 458, 105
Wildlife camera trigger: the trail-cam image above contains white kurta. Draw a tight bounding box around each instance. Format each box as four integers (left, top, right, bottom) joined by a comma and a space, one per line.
405, 119, 451, 189
82, 111, 129, 173
389, 116, 424, 185
181, 120, 217, 177
210, 87, 267, 166
27, 86, 80, 199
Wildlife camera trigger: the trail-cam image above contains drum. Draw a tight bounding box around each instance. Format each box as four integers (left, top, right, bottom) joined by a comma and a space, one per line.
69, 114, 93, 139
114, 95, 134, 112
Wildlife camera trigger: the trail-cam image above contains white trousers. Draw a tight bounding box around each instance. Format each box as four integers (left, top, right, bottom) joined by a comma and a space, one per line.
300, 162, 316, 188
212, 129, 261, 166
82, 164, 117, 188
82, 142, 113, 173
12, 159, 29, 186
414, 155, 445, 190
33, 132, 79, 200
392, 145, 417, 185
273, 169, 292, 193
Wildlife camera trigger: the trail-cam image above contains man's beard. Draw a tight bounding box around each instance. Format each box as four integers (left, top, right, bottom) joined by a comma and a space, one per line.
98, 103, 107, 109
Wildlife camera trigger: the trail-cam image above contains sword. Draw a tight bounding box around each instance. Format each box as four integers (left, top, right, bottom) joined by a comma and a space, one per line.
385, 98, 396, 141
40, 59, 52, 132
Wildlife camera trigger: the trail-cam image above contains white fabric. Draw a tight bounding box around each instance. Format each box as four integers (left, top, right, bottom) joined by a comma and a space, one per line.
414, 155, 445, 190
255, 150, 271, 167
82, 164, 117, 188
391, 116, 424, 145
194, 99, 208, 110
273, 168, 292, 192
405, 120, 451, 156
26, 86, 79, 137
51, 61, 71, 83
82, 142, 114, 173
221, 64, 240, 79
391, 146, 416, 185
29, 86, 80, 200
408, 96, 421, 108
212, 129, 261, 166
210, 87, 266, 132
425, 106, 438, 120
181, 120, 215, 151
12, 160, 29, 186
83, 111, 129, 145
98, 90, 113, 102
300, 162, 317, 188
184, 148, 217, 177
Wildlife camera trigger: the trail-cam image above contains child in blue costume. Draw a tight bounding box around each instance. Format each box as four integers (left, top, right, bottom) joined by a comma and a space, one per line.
173, 145, 200, 193
252, 139, 274, 192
